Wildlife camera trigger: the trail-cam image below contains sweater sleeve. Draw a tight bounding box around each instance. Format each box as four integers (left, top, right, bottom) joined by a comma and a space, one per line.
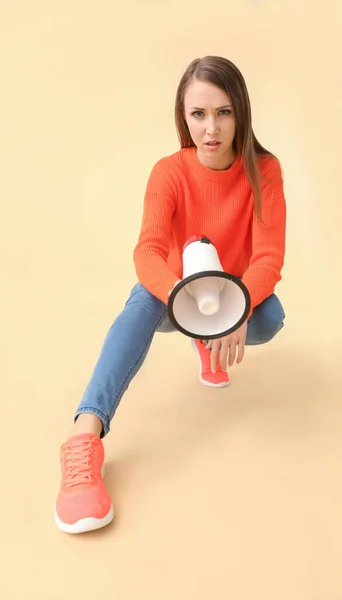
241, 157, 286, 316
133, 158, 180, 304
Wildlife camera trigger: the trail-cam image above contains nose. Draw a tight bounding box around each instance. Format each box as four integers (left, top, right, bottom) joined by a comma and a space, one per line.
206, 117, 219, 136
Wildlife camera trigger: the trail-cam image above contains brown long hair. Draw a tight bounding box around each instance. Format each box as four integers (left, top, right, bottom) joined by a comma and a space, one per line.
175, 56, 276, 219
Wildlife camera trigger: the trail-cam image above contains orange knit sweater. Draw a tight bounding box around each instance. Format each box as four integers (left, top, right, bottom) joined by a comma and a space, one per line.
133, 147, 286, 315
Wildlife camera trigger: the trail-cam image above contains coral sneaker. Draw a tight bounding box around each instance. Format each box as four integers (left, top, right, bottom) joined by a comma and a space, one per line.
55, 432, 114, 534
191, 338, 230, 388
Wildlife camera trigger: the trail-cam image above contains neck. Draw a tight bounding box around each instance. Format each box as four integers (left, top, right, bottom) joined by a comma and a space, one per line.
196, 147, 237, 171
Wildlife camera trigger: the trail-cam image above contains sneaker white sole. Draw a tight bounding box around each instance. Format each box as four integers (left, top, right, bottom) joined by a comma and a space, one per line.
191, 338, 230, 388
54, 504, 114, 534
54, 464, 114, 534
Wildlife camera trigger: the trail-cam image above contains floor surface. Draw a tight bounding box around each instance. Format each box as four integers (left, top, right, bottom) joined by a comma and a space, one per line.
1, 1, 342, 598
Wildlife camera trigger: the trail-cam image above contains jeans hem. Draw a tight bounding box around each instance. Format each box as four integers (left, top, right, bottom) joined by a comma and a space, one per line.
74, 406, 109, 439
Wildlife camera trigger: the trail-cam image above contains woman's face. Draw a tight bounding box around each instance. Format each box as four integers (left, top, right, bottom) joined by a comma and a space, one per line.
183, 78, 236, 170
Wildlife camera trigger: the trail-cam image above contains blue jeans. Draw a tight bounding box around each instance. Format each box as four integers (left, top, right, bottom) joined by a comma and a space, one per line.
74, 282, 285, 437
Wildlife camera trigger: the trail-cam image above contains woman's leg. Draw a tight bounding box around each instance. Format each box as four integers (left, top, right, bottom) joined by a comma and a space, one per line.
73, 282, 169, 438
153, 294, 285, 387
55, 283, 169, 534
190, 293, 285, 388
246, 293, 285, 345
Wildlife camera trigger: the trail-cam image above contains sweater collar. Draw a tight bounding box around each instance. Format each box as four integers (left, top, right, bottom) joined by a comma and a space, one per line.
187, 146, 243, 180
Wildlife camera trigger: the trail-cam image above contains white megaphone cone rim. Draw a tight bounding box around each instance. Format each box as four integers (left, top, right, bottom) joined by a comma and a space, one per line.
167, 235, 251, 340
168, 271, 251, 340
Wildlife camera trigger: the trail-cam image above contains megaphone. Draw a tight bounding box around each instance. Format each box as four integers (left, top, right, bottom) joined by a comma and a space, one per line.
167, 235, 251, 340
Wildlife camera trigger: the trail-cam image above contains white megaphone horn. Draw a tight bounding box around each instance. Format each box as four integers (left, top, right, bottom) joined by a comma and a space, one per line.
167, 235, 251, 340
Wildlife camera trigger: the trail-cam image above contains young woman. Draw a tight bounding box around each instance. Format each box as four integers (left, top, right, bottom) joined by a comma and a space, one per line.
55, 56, 286, 534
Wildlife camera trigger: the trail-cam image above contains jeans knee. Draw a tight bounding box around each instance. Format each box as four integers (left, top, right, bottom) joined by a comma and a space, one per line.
264, 311, 285, 341
246, 295, 285, 345
125, 282, 167, 320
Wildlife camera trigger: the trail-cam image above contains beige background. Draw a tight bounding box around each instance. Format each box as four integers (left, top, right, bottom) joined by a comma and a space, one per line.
1, 0, 342, 598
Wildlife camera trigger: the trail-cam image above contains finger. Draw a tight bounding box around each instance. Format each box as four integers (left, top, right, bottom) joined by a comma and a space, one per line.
236, 338, 246, 364
228, 341, 238, 367
205, 339, 212, 350
210, 341, 220, 373
219, 341, 229, 371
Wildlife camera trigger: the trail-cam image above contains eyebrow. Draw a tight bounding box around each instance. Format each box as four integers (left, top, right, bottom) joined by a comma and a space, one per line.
189, 104, 232, 110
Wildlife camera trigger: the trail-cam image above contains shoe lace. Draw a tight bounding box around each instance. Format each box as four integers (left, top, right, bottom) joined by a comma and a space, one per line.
62, 439, 100, 488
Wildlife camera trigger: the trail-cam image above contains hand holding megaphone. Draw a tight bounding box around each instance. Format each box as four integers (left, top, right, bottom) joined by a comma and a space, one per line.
168, 280, 181, 297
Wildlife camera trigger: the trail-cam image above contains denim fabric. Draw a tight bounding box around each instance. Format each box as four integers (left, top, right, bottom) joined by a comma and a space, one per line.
74, 282, 285, 437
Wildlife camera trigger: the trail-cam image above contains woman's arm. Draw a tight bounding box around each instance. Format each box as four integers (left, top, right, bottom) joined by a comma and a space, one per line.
241, 157, 286, 316
133, 158, 180, 304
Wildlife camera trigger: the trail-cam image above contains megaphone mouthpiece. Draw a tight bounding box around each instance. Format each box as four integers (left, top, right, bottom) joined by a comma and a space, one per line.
197, 296, 219, 315
186, 276, 223, 315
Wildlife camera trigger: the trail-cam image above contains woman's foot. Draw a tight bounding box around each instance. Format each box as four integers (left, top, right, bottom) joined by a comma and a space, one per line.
191, 338, 230, 387
55, 432, 114, 534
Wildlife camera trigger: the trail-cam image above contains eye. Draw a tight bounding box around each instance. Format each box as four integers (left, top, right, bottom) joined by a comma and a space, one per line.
190, 109, 232, 118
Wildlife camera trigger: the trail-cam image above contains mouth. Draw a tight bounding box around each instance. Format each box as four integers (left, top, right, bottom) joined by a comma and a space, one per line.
205, 140, 222, 150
